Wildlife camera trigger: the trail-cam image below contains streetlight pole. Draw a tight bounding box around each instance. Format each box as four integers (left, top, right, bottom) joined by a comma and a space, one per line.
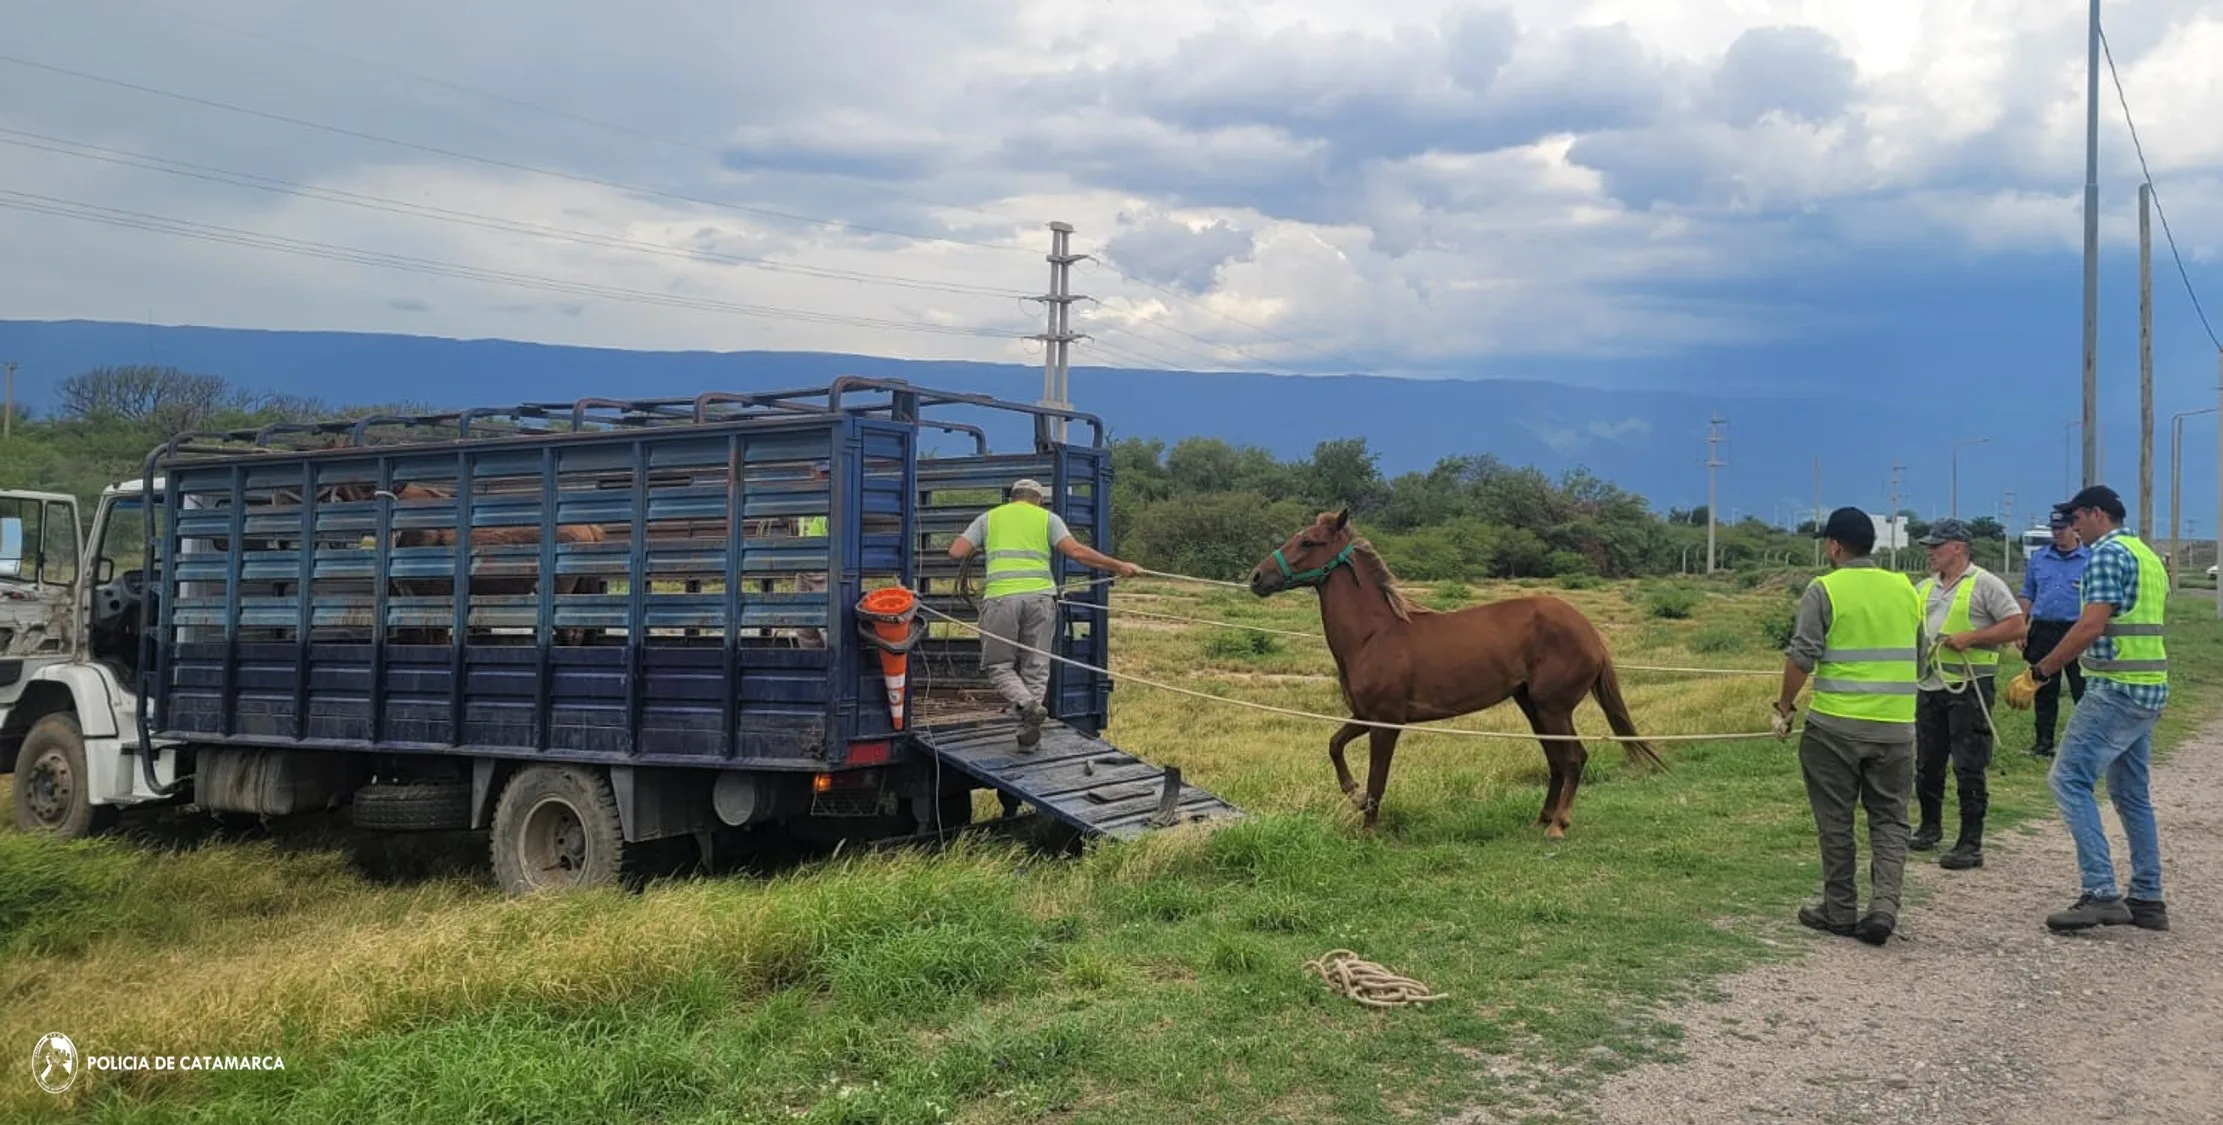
1952, 437, 1990, 519
2002, 491, 2016, 573
2082, 0, 2101, 489
2171, 406, 2218, 587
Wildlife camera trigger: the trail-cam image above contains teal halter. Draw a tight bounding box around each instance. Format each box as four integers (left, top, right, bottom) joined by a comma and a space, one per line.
1272, 542, 1357, 587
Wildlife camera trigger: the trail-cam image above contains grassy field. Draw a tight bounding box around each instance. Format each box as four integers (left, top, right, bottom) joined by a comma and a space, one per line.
4, 573, 2220, 1124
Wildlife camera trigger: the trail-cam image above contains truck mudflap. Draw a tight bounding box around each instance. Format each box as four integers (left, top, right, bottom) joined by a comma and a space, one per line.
913, 718, 1243, 840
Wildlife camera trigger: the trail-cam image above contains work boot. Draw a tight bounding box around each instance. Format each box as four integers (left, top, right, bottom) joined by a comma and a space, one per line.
1015, 700, 1047, 750
1940, 810, 1984, 869
1797, 904, 1853, 937
1939, 843, 1983, 870
2122, 898, 2170, 932
2027, 741, 2055, 760
1910, 823, 1942, 852
1851, 912, 1895, 947
2046, 893, 2133, 932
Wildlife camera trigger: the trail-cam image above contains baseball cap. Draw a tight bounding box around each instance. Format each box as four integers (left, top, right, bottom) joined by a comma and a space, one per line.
1819, 506, 1876, 553
1917, 518, 1973, 547
2048, 506, 2074, 529
2059, 484, 2126, 522
1009, 478, 1045, 497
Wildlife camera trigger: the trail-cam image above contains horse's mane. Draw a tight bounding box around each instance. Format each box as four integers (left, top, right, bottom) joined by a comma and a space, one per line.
1339, 532, 1429, 622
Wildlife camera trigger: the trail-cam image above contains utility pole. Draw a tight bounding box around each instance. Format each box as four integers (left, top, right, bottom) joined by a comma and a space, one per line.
1029, 221, 1088, 445
2082, 0, 2101, 489
2216, 349, 2223, 617
1704, 415, 1726, 573
2140, 183, 2155, 536
1888, 463, 1905, 571
1812, 458, 1822, 568
2, 360, 14, 441
2003, 491, 2015, 574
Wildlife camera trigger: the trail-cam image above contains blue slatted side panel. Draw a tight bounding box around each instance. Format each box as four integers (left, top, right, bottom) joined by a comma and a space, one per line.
152, 415, 908, 766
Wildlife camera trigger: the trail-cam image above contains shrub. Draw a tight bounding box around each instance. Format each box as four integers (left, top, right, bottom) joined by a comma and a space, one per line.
1645, 586, 1701, 619
1556, 572, 1603, 590
1202, 629, 1281, 660
1689, 623, 1743, 654
1758, 603, 1798, 650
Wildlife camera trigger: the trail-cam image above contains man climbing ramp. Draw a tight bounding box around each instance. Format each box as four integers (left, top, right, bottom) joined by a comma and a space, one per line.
948, 478, 1139, 748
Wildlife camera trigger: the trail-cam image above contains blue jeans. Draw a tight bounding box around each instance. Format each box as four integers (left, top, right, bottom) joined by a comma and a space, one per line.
2047, 682, 2165, 900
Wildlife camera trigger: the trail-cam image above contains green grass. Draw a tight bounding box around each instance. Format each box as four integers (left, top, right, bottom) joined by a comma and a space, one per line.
3, 583, 2219, 1124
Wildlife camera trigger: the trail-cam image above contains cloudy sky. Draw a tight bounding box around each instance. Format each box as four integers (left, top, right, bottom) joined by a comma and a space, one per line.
1, 0, 2220, 408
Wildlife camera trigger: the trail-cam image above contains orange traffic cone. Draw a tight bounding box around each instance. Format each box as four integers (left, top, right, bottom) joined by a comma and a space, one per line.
856, 586, 922, 729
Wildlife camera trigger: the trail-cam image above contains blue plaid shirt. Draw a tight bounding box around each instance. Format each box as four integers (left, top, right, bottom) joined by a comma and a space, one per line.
2075, 529, 2170, 710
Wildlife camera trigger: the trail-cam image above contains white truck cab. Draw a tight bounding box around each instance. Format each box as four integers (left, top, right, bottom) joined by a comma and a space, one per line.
1, 477, 184, 836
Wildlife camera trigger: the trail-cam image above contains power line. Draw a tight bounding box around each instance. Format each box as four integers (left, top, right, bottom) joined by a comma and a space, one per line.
92, 0, 1035, 230
0, 52, 1038, 256
0, 188, 1033, 340
2098, 23, 2221, 351
0, 127, 1036, 300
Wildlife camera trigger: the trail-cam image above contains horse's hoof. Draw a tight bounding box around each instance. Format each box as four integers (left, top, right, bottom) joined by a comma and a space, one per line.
1543, 826, 1565, 842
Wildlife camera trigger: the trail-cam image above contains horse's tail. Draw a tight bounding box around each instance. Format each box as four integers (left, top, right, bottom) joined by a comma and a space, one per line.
1591, 660, 1667, 772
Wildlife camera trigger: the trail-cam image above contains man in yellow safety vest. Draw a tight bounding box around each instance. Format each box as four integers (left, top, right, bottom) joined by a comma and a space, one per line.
2022, 485, 2170, 934
1908, 518, 2026, 871
948, 478, 1139, 748
1773, 506, 1924, 947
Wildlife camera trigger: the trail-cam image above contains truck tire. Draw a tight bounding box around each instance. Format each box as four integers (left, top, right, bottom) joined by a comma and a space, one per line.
10, 713, 118, 838
488, 765, 630, 894
351, 780, 472, 832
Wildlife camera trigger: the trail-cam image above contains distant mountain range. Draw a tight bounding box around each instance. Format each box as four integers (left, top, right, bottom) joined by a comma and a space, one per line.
0, 318, 2202, 535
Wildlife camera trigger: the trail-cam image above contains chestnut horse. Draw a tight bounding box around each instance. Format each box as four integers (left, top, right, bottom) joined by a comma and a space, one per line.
1248, 510, 1664, 838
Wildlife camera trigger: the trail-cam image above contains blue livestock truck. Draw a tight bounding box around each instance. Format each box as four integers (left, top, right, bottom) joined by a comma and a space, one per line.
0, 379, 1238, 891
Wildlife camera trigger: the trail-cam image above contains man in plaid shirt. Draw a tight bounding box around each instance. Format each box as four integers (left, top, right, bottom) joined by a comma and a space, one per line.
2026, 485, 2170, 933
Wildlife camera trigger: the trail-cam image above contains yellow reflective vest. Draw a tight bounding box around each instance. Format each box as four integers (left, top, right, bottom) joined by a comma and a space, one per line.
1810, 566, 1922, 724
981, 502, 1056, 599
1915, 566, 2002, 684
2082, 533, 2168, 685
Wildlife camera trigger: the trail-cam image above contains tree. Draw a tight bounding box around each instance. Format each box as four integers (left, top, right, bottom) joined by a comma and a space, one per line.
1124, 493, 1313, 582
1165, 437, 1243, 495
1967, 516, 2004, 540
1302, 437, 1389, 516
57, 366, 247, 435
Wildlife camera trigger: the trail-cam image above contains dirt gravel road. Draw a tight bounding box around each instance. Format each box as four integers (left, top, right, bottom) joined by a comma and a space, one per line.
1579, 712, 2223, 1124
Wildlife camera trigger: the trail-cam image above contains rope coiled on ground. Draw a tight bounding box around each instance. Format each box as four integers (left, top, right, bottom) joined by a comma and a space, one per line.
1303, 950, 1449, 1007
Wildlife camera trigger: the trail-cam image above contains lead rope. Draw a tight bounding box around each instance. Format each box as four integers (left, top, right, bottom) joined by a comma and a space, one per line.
1930, 640, 2003, 737
1303, 950, 1449, 1008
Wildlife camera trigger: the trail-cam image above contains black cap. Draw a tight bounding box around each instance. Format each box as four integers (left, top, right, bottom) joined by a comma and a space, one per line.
1917, 518, 1973, 547
2048, 505, 2074, 529
2060, 484, 2126, 522
1820, 505, 1876, 554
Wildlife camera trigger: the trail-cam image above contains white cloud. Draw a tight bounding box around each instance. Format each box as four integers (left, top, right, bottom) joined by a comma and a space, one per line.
0, 0, 2218, 378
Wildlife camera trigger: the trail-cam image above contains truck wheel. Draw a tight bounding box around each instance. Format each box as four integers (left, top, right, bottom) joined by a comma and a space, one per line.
488, 765, 629, 894
10, 714, 118, 838
352, 781, 473, 832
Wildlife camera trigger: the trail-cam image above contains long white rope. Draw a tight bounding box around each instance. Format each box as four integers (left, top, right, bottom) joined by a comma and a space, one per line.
1056, 597, 1782, 677
917, 602, 1795, 745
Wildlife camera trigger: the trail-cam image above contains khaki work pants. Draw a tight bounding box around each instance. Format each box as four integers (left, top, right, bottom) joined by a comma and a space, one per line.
1798, 720, 1915, 925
